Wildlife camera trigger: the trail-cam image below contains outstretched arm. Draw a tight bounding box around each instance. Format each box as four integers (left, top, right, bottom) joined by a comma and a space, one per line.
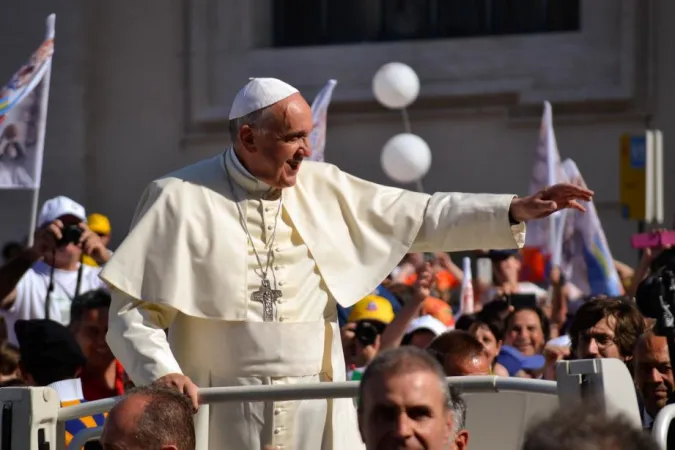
411, 183, 594, 253
411, 193, 525, 253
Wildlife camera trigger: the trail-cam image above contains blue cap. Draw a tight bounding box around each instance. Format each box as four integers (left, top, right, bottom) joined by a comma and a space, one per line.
496, 345, 545, 376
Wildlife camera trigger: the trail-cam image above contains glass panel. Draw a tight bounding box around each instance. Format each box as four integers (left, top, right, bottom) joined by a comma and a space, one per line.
272, 0, 580, 47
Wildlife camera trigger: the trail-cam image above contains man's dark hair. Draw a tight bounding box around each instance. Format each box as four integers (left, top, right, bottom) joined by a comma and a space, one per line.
70, 289, 111, 324
523, 401, 658, 450
358, 346, 467, 432
426, 330, 486, 368
570, 297, 645, 359
118, 384, 196, 450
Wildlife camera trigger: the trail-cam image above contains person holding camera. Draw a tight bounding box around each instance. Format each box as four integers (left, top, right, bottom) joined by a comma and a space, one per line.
0, 196, 111, 345
343, 263, 436, 381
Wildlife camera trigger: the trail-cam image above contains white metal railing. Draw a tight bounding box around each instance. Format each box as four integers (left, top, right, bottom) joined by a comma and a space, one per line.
653, 404, 675, 450
63, 376, 557, 449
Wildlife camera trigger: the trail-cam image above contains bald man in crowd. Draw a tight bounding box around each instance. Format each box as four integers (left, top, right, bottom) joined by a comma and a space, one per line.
100, 385, 195, 450
427, 330, 491, 376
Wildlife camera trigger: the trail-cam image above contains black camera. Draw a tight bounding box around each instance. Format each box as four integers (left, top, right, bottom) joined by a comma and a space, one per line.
635, 250, 675, 329
58, 225, 83, 247
355, 320, 385, 347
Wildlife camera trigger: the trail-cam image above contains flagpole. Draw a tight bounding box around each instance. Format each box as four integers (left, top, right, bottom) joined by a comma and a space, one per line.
26, 14, 55, 247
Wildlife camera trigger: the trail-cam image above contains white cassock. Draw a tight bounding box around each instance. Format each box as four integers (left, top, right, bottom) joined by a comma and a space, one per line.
101, 148, 525, 450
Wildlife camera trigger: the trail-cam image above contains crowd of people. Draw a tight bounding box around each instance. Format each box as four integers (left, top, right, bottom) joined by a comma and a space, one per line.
0, 75, 669, 450
0, 193, 670, 449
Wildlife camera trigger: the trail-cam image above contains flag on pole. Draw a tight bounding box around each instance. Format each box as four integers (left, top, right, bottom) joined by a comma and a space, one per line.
524, 102, 567, 283
308, 79, 337, 162
456, 257, 474, 318
0, 17, 54, 189
561, 159, 622, 296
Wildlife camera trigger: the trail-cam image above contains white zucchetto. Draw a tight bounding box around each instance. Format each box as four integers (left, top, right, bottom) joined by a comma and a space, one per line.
228, 78, 299, 120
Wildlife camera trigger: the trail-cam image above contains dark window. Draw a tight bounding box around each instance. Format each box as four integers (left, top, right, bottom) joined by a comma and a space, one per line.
273, 0, 580, 48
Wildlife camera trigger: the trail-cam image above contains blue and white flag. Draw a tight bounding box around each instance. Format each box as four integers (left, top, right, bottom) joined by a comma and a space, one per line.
0, 15, 54, 189
308, 79, 337, 162
561, 159, 622, 296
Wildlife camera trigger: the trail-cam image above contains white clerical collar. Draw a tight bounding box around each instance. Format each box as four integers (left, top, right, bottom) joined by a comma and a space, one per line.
224, 147, 273, 194
48, 378, 84, 402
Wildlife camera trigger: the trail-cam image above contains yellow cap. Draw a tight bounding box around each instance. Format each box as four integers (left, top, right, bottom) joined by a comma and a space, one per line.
87, 213, 111, 235
348, 295, 394, 324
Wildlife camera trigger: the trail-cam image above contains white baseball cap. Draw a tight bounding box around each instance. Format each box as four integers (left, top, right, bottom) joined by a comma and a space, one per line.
38, 196, 86, 227
406, 315, 448, 337
229, 78, 299, 120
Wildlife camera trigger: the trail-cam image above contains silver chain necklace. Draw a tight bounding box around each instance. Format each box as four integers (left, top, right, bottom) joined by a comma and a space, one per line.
226, 171, 284, 321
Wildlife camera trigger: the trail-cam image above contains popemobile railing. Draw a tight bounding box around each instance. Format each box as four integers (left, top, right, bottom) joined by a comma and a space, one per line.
1, 361, 673, 450
62, 376, 556, 450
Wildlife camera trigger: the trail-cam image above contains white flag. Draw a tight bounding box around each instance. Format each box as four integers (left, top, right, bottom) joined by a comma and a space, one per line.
0, 15, 54, 189
308, 79, 337, 162
456, 257, 474, 318
525, 101, 568, 264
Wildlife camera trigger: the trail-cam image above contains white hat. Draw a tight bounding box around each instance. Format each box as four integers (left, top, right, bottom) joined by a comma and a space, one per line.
406, 315, 448, 337
228, 78, 299, 120
38, 196, 86, 227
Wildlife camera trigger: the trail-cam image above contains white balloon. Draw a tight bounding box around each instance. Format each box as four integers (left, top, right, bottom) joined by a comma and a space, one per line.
372, 62, 420, 109
381, 133, 432, 184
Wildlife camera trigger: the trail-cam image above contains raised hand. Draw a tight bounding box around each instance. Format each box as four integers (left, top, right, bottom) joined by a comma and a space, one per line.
78, 222, 111, 264
415, 262, 433, 299
509, 183, 594, 222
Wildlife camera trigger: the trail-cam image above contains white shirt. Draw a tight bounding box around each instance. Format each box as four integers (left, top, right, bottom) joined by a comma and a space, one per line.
3, 261, 106, 345
49, 378, 84, 403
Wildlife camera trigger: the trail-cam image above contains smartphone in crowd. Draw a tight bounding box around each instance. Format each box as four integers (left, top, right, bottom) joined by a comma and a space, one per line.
507, 293, 538, 310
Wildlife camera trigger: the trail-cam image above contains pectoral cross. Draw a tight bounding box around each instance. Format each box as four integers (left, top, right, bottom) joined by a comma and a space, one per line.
251, 279, 282, 322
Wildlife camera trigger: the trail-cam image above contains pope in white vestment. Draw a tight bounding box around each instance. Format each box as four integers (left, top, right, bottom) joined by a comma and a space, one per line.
101, 78, 593, 450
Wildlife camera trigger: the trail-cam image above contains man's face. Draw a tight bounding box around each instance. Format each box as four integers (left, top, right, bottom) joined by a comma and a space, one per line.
238, 93, 313, 189
70, 307, 114, 369
506, 309, 544, 356
359, 370, 457, 450
575, 316, 622, 360
634, 334, 674, 418
443, 352, 491, 377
